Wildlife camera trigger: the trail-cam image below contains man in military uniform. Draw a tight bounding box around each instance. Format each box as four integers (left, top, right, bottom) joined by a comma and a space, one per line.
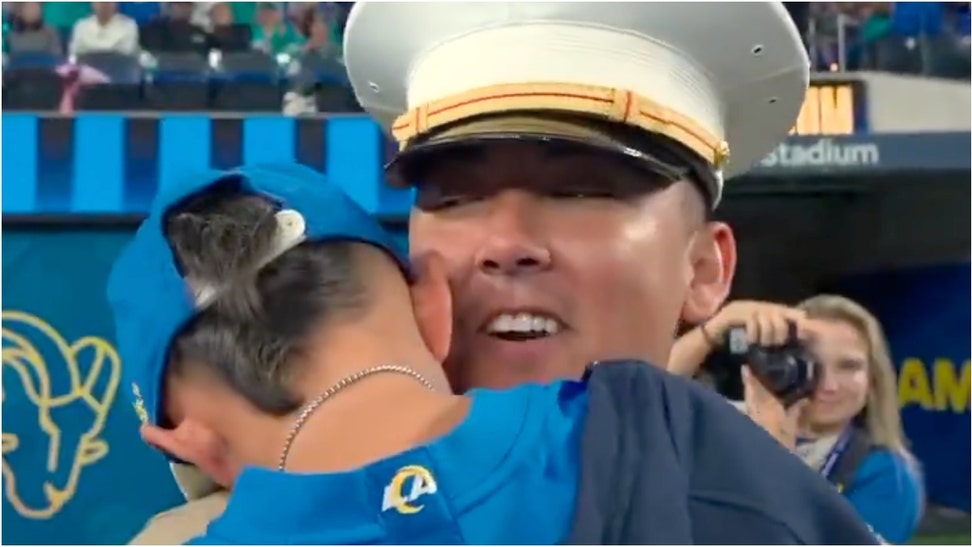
130, 3, 875, 544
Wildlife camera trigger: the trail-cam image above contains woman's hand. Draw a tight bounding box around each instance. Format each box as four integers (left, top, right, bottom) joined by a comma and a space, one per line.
669, 300, 816, 378
706, 300, 811, 347
742, 365, 807, 451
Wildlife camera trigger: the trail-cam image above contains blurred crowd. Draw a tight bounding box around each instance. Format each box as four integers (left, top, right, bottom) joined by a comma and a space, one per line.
1, 1, 969, 115
2, 2, 354, 112
791, 2, 970, 77
2, 2, 348, 59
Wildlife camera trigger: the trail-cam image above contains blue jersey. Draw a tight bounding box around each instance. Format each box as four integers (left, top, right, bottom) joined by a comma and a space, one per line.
845, 450, 924, 544
188, 382, 586, 544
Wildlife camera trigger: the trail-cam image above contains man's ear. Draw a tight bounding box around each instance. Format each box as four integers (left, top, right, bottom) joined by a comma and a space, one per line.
141, 420, 234, 489
682, 221, 736, 323
409, 251, 453, 363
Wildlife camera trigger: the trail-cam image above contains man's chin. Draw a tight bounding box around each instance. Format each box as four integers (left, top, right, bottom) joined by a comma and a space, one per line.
459, 334, 579, 390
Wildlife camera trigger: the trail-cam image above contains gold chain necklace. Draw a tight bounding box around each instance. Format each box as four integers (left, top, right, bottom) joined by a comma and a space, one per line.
277, 364, 436, 471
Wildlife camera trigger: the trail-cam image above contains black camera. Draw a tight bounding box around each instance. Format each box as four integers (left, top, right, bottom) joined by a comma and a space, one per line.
721, 321, 822, 408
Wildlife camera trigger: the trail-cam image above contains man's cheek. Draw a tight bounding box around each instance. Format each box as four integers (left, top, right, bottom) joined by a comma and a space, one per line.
621, 265, 685, 344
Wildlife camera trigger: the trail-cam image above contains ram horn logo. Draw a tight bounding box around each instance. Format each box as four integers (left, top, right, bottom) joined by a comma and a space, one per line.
2, 311, 121, 519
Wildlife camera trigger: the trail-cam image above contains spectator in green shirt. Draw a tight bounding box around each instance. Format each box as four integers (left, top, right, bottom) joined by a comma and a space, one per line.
859, 4, 893, 43
230, 2, 258, 25
251, 2, 302, 56
42, 1, 91, 30
298, 8, 342, 62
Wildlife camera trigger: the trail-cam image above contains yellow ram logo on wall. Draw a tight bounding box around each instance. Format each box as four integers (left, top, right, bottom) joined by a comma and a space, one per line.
2, 311, 121, 519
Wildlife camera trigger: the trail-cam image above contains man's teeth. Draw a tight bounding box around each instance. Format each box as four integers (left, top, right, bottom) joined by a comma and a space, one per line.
487, 313, 561, 335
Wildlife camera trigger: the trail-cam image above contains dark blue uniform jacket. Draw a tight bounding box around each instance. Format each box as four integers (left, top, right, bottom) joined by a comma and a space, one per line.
567, 360, 880, 544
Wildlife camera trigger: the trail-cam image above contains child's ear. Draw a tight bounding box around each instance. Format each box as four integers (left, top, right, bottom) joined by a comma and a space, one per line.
141, 420, 234, 488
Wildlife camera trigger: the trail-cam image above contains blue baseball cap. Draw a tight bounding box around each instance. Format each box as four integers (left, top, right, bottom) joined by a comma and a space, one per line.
107, 163, 409, 433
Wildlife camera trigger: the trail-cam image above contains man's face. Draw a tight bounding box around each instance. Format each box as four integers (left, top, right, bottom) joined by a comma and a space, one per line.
92, 2, 116, 19
169, 2, 194, 21
409, 141, 734, 391
257, 5, 279, 27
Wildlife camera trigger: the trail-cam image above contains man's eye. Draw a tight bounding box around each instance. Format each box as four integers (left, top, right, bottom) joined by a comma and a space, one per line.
549, 190, 615, 199
420, 194, 480, 211
440, 196, 471, 208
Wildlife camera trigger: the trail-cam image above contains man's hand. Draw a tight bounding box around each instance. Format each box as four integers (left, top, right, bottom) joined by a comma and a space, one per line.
741, 365, 806, 451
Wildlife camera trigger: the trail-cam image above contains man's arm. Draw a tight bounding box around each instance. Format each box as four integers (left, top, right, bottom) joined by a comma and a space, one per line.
682, 377, 879, 545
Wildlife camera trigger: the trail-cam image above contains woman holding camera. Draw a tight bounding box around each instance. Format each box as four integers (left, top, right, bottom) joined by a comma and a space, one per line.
671, 296, 924, 544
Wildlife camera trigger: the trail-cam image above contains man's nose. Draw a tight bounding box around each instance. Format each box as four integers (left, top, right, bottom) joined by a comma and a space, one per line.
474, 191, 552, 276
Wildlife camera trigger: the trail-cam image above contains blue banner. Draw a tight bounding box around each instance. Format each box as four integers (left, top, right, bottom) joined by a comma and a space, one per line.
1, 114, 411, 219
1, 229, 184, 544
3, 114, 968, 221
836, 263, 971, 512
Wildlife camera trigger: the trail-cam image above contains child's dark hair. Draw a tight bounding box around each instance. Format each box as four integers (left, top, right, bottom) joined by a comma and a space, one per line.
164, 183, 368, 415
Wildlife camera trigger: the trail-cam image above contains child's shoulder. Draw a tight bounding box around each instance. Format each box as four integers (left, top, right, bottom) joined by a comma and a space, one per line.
469, 377, 590, 422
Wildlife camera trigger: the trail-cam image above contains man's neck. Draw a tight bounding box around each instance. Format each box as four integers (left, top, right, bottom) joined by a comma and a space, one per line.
95, 14, 114, 25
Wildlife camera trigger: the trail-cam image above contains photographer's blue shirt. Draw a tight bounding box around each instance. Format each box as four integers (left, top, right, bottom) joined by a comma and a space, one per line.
187, 382, 586, 545
844, 450, 924, 544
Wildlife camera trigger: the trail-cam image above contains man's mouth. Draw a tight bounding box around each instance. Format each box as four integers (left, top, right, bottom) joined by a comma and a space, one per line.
484, 311, 564, 341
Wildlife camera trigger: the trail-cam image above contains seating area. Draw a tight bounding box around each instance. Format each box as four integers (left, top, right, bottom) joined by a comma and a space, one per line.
3, 48, 356, 112
2, 2, 356, 113
1, 2, 968, 114
803, 2, 971, 78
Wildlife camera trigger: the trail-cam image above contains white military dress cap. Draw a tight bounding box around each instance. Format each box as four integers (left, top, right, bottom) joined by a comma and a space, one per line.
344, 1, 810, 206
